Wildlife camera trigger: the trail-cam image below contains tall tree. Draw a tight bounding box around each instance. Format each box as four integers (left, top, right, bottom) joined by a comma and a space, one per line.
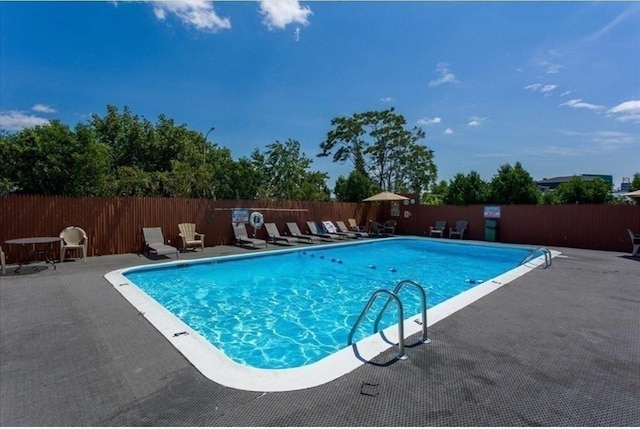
444, 171, 489, 205
334, 171, 377, 202
318, 108, 436, 194
489, 162, 541, 204
544, 177, 613, 204
252, 139, 329, 201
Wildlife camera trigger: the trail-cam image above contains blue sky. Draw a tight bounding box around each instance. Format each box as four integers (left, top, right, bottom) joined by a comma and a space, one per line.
1, 1, 639, 191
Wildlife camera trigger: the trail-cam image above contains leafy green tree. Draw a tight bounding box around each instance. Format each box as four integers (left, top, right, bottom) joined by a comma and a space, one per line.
0, 120, 111, 196
631, 173, 640, 191
318, 108, 436, 194
334, 171, 377, 202
444, 171, 489, 205
544, 177, 613, 204
489, 162, 541, 204
422, 180, 449, 205
252, 139, 329, 201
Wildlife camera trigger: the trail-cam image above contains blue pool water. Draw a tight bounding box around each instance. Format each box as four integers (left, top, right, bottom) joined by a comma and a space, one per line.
124, 238, 531, 369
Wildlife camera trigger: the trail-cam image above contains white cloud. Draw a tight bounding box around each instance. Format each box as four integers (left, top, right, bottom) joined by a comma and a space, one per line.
32, 104, 56, 113
150, 1, 231, 31
559, 98, 605, 110
524, 83, 558, 95
0, 111, 49, 131
467, 116, 486, 127
444, 128, 454, 135
417, 116, 441, 126
607, 100, 640, 122
545, 64, 563, 74
259, 0, 312, 30
559, 130, 635, 148
380, 96, 394, 103
428, 63, 458, 87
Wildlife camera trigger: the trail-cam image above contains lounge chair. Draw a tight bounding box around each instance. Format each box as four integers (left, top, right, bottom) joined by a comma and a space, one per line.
142, 227, 179, 258
264, 223, 291, 246
383, 220, 397, 235
232, 223, 267, 249
321, 221, 352, 239
336, 220, 368, 238
178, 223, 205, 252
449, 220, 468, 239
627, 229, 640, 256
306, 221, 335, 241
59, 226, 88, 262
1, 246, 5, 275
286, 222, 322, 244
429, 221, 447, 238
348, 218, 367, 233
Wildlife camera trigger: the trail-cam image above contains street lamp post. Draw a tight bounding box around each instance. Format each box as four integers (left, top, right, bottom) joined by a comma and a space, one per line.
203, 126, 215, 165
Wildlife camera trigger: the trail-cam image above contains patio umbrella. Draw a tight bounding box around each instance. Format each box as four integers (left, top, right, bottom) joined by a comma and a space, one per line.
622, 189, 640, 197
362, 191, 409, 202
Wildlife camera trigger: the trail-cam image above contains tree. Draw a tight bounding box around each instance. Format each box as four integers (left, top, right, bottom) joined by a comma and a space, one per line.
0, 121, 111, 196
544, 177, 613, 204
318, 108, 436, 194
333, 171, 377, 202
489, 162, 541, 204
422, 180, 449, 205
252, 139, 329, 201
444, 171, 489, 205
631, 173, 640, 191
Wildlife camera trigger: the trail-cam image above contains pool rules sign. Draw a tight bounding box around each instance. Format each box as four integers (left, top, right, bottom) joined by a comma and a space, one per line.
483, 205, 501, 218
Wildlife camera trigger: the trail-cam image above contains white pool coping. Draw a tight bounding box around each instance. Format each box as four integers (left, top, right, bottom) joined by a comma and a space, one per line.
105, 239, 559, 392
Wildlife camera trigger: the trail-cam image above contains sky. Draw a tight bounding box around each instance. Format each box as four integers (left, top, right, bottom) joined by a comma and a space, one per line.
1, 1, 639, 191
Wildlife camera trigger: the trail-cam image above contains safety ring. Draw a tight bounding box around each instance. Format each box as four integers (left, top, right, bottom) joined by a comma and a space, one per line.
249, 211, 264, 229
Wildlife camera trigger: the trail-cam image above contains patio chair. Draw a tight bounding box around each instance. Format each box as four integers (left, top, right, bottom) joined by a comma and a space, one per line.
232, 223, 267, 249
383, 220, 397, 235
321, 221, 352, 239
429, 220, 447, 238
178, 223, 205, 252
348, 218, 367, 233
59, 226, 88, 262
627, 229, 640, 256
264, 223, 291, 246
336, 220, 367, 238
286, 222, 322, 244
142, 227, 179, 258
449, 220, 468, 239
1, 246, 5, 275
306, 221, 334, 241
368, 220, 384, 237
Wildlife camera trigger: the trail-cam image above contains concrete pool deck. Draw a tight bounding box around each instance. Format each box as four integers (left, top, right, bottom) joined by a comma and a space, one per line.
1, 241, 639, 426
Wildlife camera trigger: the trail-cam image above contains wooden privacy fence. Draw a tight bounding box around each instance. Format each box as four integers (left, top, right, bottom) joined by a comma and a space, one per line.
1, 194, 639, 263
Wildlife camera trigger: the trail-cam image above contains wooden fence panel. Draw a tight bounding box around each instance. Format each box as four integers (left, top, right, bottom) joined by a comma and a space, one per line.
1, 195, 638, 264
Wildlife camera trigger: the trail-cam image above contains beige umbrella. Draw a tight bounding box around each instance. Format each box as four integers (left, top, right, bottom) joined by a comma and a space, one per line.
622, 189, 640, 197
362, 191, 409, 202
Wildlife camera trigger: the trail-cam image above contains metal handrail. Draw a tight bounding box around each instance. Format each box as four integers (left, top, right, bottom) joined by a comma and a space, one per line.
374, 279, 430, 344
520, 247, 552, 268
347, 289, 407, 360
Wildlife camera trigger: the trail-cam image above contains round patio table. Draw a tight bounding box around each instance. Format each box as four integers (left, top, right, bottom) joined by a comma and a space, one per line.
4, 237, 62, 274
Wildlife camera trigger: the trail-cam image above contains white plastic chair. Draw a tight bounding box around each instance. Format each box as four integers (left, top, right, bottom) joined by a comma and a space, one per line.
60, 226, 88, 262
1, 246, 6, 275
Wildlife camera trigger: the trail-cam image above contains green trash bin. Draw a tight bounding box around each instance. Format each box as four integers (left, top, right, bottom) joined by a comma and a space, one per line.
485, 219, 498, 242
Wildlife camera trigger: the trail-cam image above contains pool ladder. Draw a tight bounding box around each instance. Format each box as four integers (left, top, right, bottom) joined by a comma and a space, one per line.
347, 280, 431, 361
520, 247, 552, 268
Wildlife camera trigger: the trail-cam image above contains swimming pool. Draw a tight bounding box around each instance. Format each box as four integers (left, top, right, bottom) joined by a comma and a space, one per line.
106, 237, 556, 391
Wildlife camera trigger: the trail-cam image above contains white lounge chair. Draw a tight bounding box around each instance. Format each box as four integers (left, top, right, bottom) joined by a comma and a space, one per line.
142, 227, 179, 258
332, 221, 362, 239
232, 223, 267, 249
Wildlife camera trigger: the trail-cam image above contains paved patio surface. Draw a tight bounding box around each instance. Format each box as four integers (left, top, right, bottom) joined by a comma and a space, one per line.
1, 241, 639, 426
